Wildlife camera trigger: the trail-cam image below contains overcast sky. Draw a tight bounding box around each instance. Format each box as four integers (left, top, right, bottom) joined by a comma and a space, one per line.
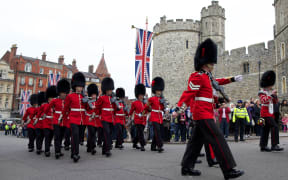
0, 0, 275, 99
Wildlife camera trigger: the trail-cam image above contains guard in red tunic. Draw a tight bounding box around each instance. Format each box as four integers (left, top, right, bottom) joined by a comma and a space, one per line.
259, 71, 284, 152
129, 84, 147, 151
177, 39, 244, 179
85, 83, 99, 155
96, 109, 103, 147
34, 92, 46, 155
146, 77, 165, 153
61, 72, 86, 162
42, 86, 58, 157
114, 88, 128, 149
95, 77, 116, 157
44, 79, 70, 159
22, 94, 38, 152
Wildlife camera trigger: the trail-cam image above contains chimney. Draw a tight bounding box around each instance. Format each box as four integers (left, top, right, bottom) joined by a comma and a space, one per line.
72, 59, 76, 67
11, 44, 17, 56
42, 52, 47, 61
88, 65, 94, 73
58, 55, 64, 64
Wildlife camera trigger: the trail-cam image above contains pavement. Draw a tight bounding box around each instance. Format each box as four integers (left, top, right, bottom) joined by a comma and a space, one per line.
1, 132, 288, 180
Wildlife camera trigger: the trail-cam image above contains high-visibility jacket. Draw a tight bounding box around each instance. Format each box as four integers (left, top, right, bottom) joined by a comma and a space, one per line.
5, 125, 9, 130
12, 124, 16, 129
232, 107, 250, 123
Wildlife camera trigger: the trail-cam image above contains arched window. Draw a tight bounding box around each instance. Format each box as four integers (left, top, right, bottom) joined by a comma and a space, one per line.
186, 40, 189, 49
281, 42, 285, 60
24, 63, 32, 72
67, 71, 72, 79
282, 76, 287, 94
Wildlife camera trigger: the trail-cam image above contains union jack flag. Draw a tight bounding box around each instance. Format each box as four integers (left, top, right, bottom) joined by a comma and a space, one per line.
48, 71, 61, 87
135, 28, 153, 87
20, 90, 31, 116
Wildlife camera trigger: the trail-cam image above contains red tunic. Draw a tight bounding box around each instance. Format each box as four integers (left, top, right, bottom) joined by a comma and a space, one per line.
45, 98, 65, 126
147, 96, 164, 124
259, 89, 278, 118
84, 101, 97, 127
22, 107, 38, 129
178, 71, 232, 120
95, 95, 115, 123
62, 93, 86, 125
114, 102, 128, 125
129, 100, 146, 126
95, 108, 102, 128
35, 105, 45, 129
42, 103, 53, 130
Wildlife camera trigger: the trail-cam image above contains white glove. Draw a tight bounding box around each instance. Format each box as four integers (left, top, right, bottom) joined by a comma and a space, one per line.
144, 127, 148, 133
234, 75, 243, 82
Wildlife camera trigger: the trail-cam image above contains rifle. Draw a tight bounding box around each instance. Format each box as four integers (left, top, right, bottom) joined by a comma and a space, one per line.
207, 72, 230, 103
82, 91, 96, 109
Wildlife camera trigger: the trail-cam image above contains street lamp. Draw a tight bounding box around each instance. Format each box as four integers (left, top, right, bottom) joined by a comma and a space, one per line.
258, 60, 261, 90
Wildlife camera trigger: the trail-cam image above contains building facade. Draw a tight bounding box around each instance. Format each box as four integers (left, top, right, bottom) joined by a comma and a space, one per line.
152, 1, 288, 105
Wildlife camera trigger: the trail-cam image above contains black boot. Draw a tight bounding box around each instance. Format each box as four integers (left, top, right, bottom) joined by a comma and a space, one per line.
133, 144, 140, 149
181, 167, 201, 176
198, 153, 205, 157
140, 146, 145, 151
271, 145, 284, 152
36, 150, 42, 155
151, 146, 157, 151
158, 147, 164, 153
91, 149, 96, 155
55, 153, 61, 159
64, 146, 70, 151
224, 169, 244, 180
28, 148, 34, 152
45, 151, 50, 157
208, 159, 219, 167
73, 155, 80, 163
105, 151, 112, 157
260, 147, 271, 152
195, 159, 202, 164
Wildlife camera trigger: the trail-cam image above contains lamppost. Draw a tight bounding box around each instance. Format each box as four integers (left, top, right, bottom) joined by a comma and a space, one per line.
258, 60, 261, 90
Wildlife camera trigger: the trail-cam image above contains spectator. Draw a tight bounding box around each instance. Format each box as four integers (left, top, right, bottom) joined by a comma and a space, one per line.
280, 100, 288, 130
218, 102, 231, 138
5, 123, 9, 135
175, 111, 187, 143
245, 102, 254, 138
282, 114, 288, 132
253, 99, 262, 136
162, 109, 171, 142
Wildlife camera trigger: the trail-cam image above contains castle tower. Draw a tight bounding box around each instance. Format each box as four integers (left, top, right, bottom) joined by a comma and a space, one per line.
274, 0, 288, 99
152, 16, 201, 105
201, 1, 226, 55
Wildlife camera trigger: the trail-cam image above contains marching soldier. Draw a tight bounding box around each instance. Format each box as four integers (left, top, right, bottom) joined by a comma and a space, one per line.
95, 77, 116, 157
232, 100, 250, 142
61, 72, 86, 162
34, 92, 46, 155
129, 84, 147, 151
176, 38, 244, 179
114, 88, 128, 149
146, 77, 166, 153
44, 79, 70, 159
85, 83, 99, 155
22, 94, 38, 152
259, 70, 284, 152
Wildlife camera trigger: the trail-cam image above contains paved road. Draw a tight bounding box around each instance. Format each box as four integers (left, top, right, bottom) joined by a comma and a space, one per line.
1, 133, 288, 180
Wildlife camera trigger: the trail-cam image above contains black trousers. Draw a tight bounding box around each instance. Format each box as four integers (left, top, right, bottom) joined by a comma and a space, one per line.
151, 122, 163, 149
71, 124, 80, 156
27, 128, 36, 149
79, 125, 86, 144
115, 123, 124, 146
102, 121, 113, 153
234, 118, 245, 141
64, 127, 71, 148
87, 125, 96, 151
204, 143, 217, 165
44, 128, 53, 153
53, 125, 65, 153
260, 117, 279, 148
35, 128, 44, 151
181, 119, 236, 173
97, 127, 104, 146
133, 124, 145, 147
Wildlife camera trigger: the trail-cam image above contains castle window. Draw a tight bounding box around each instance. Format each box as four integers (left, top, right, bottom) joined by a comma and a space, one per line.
281, 42, 285, 60
7, 85, 10, 93
38, 79, 43, 87
5, 97, 9, 109
39, 68, 44, 74
20, 77, 25, 85
28, 78, 33, 86
282, 76, 287, 94
24, 63, 32, 72
186, 40, 189, 49
243, 62, 250, 74
67, 71, 72, 79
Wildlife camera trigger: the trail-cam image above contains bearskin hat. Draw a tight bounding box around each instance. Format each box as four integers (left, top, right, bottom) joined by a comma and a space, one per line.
37, 92, 46, 106
46, 86, 58, 99
87, 83, 99, 97
194, 38, 218, 71
151, 77, 165, 94
29, 94, 38, 105
57, 78, 70, 94
134, 84, 146, 98
71, 72, 86, 91
260, 70, 276, 88
116, 88, 125, 98
101, 77, 114, 94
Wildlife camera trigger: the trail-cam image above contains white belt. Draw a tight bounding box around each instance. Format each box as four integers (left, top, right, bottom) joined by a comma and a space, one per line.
102, 108, 114, 111
86, 113, 92, 117
55, 111, 62, 114
71, 108, 85, 112
39, 118, 43, 120
116, 114, 125, 116
46, 116, 53, 119
262, 104, 269, 107
95, 115, 99, 118
195, 97, 214, 103
152, 109, 162, 113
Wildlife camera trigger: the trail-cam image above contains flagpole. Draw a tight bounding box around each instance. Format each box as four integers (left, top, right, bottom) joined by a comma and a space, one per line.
144, 17, 148, 86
